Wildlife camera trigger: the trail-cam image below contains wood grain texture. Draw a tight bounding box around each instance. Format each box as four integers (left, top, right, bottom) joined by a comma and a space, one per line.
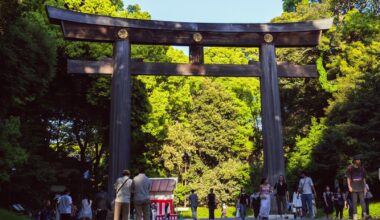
259, 44, 285, 188
67, 59, 317, 78
107, 40, 131, 197
61, 21, 323, 47
47, 6, 333, 33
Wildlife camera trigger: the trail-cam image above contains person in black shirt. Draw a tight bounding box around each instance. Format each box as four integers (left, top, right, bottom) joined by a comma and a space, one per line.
346, 156, 368, 220
207, 189, 216, 220
274, 175, 289, 217
333, 187, 345, 219
238, 188, 249, 220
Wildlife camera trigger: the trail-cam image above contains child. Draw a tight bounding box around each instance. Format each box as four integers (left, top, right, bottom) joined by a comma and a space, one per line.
221, 202, 227, 218
292, 188, 302, 219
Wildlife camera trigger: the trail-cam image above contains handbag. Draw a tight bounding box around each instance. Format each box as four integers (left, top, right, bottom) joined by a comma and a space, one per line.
366, 191, 373, 199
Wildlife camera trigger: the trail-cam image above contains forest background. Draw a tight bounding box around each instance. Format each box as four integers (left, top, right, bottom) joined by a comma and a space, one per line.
0, 0, 379, 210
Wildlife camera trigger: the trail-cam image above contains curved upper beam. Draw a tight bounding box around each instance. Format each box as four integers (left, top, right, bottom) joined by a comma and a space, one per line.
46, 6, 333, 33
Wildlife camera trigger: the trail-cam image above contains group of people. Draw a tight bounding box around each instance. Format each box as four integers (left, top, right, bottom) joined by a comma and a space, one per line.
45, 156, 371, 220
187, 156, 371, 220
46, 168, 151, 220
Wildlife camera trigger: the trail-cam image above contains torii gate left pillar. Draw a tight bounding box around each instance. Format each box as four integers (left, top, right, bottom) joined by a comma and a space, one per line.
108, 38, 131, 194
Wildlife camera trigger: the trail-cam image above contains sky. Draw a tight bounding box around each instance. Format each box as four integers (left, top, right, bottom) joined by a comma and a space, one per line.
126, 0, 284, 23
124, 0, 284, 54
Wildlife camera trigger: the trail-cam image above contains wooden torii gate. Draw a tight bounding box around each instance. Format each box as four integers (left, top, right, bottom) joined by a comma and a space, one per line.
46, 6, 332, 194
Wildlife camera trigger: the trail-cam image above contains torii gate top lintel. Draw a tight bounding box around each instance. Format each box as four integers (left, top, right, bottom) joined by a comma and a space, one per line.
46, 6, 332, 47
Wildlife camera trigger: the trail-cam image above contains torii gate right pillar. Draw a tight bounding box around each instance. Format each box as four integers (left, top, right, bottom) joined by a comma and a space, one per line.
260, 43, 285, 187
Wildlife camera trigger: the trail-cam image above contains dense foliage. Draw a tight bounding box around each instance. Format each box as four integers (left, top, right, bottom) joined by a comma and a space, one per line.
0, 0, 379, 212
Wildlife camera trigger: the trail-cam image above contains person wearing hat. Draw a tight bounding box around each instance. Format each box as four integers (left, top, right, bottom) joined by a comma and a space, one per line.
346, 156, 369, 220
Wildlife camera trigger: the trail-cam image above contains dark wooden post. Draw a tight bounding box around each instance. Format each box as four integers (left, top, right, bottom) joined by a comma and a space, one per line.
189, 45, 204, 64
259, 43, 285, 186
108, 37, 132, 195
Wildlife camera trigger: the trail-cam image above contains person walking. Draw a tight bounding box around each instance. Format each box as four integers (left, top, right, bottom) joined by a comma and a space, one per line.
114, 169, 133, 220
189, 190, 199, 220
259, 178, 271, 220
57, 189, 74, 220
323, 186, 334, 219
274, 175, 289, 218
95, 188, 109, 220
78, 194, 92, 220
333, 187, 345, 219
292, 188, 302, 219
132, 168, 152, 220
207, 189, 216, 220
298, 171, 317, 219
151, 202, 157, 220
221, 202, 227, 218
346, 156, 369, 220
238, 188, 249, 220
250, 191, 260, 219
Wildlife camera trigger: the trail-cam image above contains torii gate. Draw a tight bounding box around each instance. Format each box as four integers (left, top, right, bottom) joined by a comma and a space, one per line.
46, 6, 332, 195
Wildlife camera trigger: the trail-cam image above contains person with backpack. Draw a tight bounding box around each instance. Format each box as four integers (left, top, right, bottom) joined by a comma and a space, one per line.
346, 156, 369, 220
114, 169, 133, 220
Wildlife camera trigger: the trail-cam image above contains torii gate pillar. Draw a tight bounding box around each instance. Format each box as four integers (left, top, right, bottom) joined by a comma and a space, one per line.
260, 43, 285, 186
108, 39, 132, 194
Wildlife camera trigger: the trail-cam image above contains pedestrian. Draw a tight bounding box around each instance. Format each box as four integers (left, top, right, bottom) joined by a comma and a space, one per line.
235, 200, 240, 218
95, 187, 109, 220
78, 194, 92, 220
346, 156, 369, 220
250, 191, 260, 219
323, 186, 334, 219
221, 202, 227, 218
151, 202, 157, 220
342, 183, 353, 219
291, 188, 302, 219
298, 171, 317, 219
189, 190, 198, 220
114, 169, 133, 220
274, 175, 289, 217
258, 178, 271, 220
333, 187, 344, 219
57, 189, 74, 220
238, 188, 249, 220
164, 202, 170, 220
207, 188, 216, 220
41, 199, 54, 220
132, 168, 152, 220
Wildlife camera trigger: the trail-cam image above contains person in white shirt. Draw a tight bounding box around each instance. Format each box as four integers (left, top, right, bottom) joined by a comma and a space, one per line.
132, 168, 152, 220
292, 188, 302, 219
298, 171, 317, 219
58, 189, 73, 220
114, 169, 133, 220
78, 194, 92, 220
